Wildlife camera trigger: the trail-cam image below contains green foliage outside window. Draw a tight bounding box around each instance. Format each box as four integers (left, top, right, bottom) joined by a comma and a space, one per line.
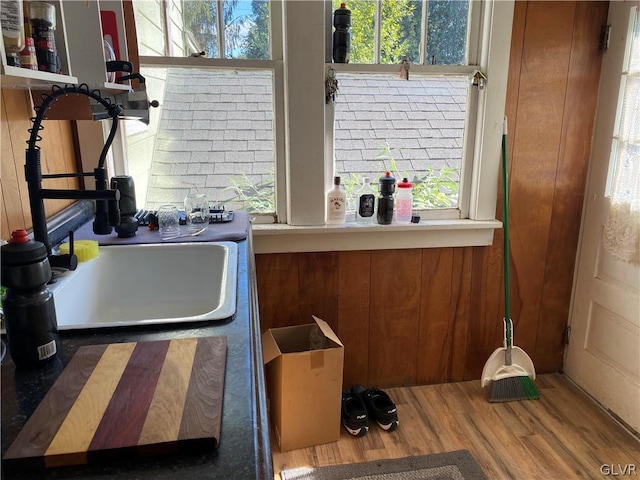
222, 144, 459, 214
335, 0, 468, 65
183, 0, 468, 64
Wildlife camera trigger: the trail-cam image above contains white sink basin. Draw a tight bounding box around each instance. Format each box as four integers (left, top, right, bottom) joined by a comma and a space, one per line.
50, 242, 238, 330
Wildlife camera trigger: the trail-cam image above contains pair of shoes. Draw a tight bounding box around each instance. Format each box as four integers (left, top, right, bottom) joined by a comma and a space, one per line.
341, 391, 369, 436
341, 385, 399, 436
352, 385, 399, 432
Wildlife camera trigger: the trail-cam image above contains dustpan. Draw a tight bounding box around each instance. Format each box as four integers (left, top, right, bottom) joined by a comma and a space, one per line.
481, 319, 536, 387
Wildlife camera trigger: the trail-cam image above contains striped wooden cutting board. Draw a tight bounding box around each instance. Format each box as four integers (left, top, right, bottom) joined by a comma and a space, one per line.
3, 336, 227, 468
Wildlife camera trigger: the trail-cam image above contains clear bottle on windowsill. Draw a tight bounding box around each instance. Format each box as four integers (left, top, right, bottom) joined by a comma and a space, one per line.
355, 176, 375, 224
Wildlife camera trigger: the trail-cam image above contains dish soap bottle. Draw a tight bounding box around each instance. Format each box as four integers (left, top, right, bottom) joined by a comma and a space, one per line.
355, 176, 375, 223
326, 176, 346, 224
395, 177, 413, 223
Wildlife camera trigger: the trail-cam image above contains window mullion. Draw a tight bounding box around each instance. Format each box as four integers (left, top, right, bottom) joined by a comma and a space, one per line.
374, 0, 381, 63
419, 0, 428, 64
162, 1, 171, 55
283, 0, 327, 225
217, 0, 225, 58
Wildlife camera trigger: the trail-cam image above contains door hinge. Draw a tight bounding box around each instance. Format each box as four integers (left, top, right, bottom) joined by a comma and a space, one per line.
564, 326, 572, 345
600, 24, 611, 51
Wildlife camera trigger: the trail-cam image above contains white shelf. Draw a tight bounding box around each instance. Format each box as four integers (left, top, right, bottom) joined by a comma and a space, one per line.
0, 64, 77, 88
103, 81, 132, 91
1, 0, 129, 92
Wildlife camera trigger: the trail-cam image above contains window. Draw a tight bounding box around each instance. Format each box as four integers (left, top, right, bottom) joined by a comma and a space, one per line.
125, 0, 281, 215
110, 0, 513, 250
327, 0, 486, 220
602, 6, 640, 262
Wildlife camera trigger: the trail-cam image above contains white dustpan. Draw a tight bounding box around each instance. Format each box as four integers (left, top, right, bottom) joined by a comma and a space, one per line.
481, 318, 536, 388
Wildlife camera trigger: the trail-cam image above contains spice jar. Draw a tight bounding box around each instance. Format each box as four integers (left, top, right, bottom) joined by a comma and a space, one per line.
20, 36, 38, 70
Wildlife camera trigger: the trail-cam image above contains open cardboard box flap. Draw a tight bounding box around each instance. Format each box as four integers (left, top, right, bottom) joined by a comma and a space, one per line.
262, 316, 342, 365
312, 316, 343, 348
262, 328, 281, 365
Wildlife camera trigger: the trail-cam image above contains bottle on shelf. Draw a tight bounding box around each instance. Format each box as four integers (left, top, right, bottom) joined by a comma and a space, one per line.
355, 176, 376, 224
28, 1, 59, 73
19, 37, 37, 70
326, 175, 347, 224
1, 0, 25, 67
395, 177, 413, 223
332, 2, 351, 63
376, 171, 396, 225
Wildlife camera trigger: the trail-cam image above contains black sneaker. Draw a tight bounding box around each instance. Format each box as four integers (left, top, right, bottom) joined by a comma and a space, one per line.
341, 391, 369, 436
352, 385, 399, 432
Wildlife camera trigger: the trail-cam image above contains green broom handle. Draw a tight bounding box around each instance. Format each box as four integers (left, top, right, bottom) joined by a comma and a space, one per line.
502, 117, 513, 352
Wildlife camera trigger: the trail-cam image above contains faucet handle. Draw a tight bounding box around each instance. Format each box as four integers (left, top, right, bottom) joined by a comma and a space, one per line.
50, 230, 78, 272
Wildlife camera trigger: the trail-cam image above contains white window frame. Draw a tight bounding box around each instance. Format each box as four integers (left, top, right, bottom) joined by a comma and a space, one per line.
85, 0, 513, 253
252, 0, 513, 253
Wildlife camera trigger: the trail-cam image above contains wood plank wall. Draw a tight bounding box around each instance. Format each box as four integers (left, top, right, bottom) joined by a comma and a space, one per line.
256, 1, 609, 388
1, 89, 79, 240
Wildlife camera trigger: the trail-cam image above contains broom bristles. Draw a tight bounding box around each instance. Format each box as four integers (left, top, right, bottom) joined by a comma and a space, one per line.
488, 376, 540, 403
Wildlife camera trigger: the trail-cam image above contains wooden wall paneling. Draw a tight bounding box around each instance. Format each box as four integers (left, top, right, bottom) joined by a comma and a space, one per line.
298, 252, 339, 329
462, 243, 505, 381
504, 0, 527, 164
3, 90, 34, 230
337, 251, 371, 388
37, 99, 80, 217
1, 92, 26, 238
448, 247, 473, 381
507, 1, 576, 356
1, 196, 9, 239
255, 253, 300, 331
368, 249, 422, 387
535, 1, 608, 373
1, 89, 79, 236
416, 248, 455, 384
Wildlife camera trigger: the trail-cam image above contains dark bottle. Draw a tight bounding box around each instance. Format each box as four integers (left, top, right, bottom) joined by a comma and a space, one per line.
1, 229, 60, 368
377, 171, 396, 225
332, 2, 351, 63
29, 2, 59, 73
112, 175, 139, 238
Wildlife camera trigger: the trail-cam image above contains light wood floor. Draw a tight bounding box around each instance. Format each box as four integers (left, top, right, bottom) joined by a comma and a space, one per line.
272, 374, 639, 479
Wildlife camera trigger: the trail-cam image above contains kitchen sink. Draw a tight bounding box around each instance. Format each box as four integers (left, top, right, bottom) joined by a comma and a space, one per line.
50, 242, 238, 330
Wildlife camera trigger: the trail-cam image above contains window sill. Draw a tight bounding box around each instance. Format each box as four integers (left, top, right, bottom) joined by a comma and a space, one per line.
251, 219, 501, 254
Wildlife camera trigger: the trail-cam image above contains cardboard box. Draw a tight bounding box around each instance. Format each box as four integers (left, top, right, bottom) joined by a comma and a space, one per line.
262, 316, 344, 452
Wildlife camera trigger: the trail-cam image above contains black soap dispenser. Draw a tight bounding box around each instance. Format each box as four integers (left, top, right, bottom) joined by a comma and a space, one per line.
1, 229, 60, 367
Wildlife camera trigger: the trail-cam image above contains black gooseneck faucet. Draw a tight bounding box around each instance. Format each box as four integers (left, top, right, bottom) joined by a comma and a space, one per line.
25, 84, 124, 271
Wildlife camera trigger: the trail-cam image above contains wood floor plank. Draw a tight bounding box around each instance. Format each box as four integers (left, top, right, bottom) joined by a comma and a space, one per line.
272, 374, 640, 480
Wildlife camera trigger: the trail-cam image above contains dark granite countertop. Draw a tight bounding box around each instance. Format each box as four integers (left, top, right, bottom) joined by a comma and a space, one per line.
1, 238, 272, 480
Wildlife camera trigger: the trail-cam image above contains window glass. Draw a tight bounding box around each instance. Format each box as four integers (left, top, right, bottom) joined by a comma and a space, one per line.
425, 0, 469, 65
338, 0, 469, 65
124, 67, 275, 212
134, 0, 270, 59
334, 73, 467, 210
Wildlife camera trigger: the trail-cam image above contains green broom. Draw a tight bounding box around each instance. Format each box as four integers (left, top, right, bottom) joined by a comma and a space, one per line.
480, 117, 540, 402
